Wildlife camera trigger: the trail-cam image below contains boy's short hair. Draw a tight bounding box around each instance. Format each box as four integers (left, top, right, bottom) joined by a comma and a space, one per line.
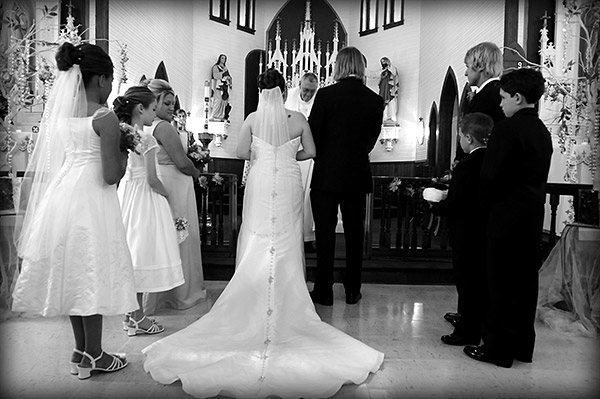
461, 112, 493, 145
499, 68, 546, 104
464, 42, 503, 78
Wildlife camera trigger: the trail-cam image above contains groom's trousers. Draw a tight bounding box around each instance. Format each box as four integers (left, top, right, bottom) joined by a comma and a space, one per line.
310, 189, 366, 295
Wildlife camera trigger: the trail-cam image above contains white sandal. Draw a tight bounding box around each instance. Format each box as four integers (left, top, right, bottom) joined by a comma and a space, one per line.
69, 348, 84, 375
77, 351, 127, 380
122, 312, 131, 331
127, 315, 164, 337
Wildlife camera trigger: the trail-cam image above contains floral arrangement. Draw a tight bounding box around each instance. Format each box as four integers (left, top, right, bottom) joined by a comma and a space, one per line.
119, 123, 141, 154
388, 177, 402, 192
198, 172, 224, 189
187, 141, 211, 169
174, 216, 189, 244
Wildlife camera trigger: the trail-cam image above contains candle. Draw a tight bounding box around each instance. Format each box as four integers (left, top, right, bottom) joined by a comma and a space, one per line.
204, 80, 210, 100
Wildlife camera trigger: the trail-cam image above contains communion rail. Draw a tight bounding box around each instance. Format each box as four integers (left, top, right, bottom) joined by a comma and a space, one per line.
195, 173, 598, 261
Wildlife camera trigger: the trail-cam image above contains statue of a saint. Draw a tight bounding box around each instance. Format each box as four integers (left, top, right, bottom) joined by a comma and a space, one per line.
378, 57, 399, 124
210, 54, 232, 122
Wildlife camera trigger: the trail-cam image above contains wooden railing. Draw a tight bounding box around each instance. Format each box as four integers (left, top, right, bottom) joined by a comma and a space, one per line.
545, 182, 597, 247
364, 177, 598, 260
195, 173, 238, 255
197, 173, 598, 261
365, 177, 450, 259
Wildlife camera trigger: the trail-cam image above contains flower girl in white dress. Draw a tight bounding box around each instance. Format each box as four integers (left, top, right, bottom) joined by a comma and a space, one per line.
115, 86, 184, 336
12, 43, 137, 379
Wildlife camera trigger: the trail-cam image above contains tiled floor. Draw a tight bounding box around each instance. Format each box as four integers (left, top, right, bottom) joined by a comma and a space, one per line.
1, 281, 598, 399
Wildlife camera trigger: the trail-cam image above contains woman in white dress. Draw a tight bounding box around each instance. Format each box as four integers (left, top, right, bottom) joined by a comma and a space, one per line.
142, 79, 206, 313
11, 42, 137, 379
114, 86, 184, 336
142, 69, 384, 398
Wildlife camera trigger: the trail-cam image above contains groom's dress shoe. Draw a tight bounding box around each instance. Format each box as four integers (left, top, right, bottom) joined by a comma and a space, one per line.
346, 292, 362, 305
463, 345, 512, 368
309, 291, 333, 306
441, 333, 479, 346
444, 312, 461, 327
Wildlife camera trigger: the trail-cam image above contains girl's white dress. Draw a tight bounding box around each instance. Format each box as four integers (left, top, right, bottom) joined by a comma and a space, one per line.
12, 110, 138, 316
142, 135, 384, 399
117, 131, 184, 293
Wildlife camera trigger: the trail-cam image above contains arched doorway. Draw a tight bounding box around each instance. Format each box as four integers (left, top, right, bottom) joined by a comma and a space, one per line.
437, 67, 459, 176
244, 49, 266, 118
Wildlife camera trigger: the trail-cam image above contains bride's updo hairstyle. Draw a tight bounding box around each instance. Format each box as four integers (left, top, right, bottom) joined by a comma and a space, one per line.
55, 42, 114, 86
257, 68, 286, 93
113, 86, 156, 125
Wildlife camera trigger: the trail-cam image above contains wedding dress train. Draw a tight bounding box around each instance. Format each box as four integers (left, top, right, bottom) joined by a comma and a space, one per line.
142, 90, 383, 398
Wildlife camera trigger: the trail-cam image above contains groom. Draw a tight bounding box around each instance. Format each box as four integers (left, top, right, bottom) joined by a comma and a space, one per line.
308, 47, 384, 306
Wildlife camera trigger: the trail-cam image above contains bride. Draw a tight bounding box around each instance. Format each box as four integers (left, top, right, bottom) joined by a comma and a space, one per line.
142, 68, 384, 399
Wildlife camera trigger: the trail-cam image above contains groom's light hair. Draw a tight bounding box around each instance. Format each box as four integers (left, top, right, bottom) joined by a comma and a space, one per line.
333, 47, 366, 82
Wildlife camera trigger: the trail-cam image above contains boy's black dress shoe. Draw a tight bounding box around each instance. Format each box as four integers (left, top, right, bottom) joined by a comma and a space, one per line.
309, 291, 333, 306
345, 292, 362, 304
463, 345, 513, 368
441, 333, 480, 346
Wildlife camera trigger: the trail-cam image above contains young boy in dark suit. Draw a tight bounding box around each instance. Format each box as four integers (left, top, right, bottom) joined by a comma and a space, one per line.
464, 68, 553, 368
429, 112, 493, 346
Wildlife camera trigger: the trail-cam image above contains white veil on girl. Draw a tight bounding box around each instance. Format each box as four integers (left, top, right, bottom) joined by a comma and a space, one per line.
253, 87, 290, 147
15, 65, 87, 255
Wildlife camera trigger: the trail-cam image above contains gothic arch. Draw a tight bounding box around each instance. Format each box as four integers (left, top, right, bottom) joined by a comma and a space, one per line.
265, 0, 347, 81
244, 49, 266, 118
426, 102, 438, 175
437, 67, 459, 176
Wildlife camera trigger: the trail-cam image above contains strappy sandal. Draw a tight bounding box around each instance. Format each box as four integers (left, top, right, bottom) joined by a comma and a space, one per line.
127, 315, 164, 337
70, 348, 84, 375
122, 312, 131, 331
77, 351, 127, 380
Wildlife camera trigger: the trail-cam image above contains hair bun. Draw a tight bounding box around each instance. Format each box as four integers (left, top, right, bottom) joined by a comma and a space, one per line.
73, 48, 84, 65
114, 96, 130, 107
55, 42, 82, 71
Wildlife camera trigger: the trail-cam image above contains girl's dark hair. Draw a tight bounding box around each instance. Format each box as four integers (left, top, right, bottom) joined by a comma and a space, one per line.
55, 42, 114, 86
257, 68, 286, 93
113, 86, 156, 124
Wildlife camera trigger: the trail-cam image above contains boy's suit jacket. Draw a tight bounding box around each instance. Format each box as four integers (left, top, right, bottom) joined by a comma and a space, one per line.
481, 108, 553, 241
308, 77, 384, 193
432, 148, 488, 250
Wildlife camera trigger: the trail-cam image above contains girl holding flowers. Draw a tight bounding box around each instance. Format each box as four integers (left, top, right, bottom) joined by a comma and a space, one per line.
114, 86, 184, 336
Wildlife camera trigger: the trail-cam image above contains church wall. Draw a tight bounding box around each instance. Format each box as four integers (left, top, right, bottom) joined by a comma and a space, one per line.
108, 0, 268, 160
416, 0, 505, 163
106, 0, 504, 163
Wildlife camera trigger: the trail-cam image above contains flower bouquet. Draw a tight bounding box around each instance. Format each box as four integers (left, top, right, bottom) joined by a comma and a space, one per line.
187, 142, 211, 170
174, 216, 189, 244
119, 122, 141, 154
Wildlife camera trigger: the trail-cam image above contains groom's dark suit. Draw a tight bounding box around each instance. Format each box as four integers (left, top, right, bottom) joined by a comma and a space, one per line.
308, 77, 384, 300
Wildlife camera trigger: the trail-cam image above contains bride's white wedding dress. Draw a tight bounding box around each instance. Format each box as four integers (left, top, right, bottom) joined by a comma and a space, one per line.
142, 88, 383, 399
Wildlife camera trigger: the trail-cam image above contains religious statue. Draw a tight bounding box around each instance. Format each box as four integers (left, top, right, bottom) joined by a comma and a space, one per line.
210, 54, 232, 122
378, 57, 399, 124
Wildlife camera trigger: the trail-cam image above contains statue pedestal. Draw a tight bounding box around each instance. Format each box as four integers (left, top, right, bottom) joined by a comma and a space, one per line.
379, 123, 401, 152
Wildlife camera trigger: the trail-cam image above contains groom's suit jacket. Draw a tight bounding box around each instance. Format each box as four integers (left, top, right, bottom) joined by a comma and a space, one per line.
308, 77, 384, 193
